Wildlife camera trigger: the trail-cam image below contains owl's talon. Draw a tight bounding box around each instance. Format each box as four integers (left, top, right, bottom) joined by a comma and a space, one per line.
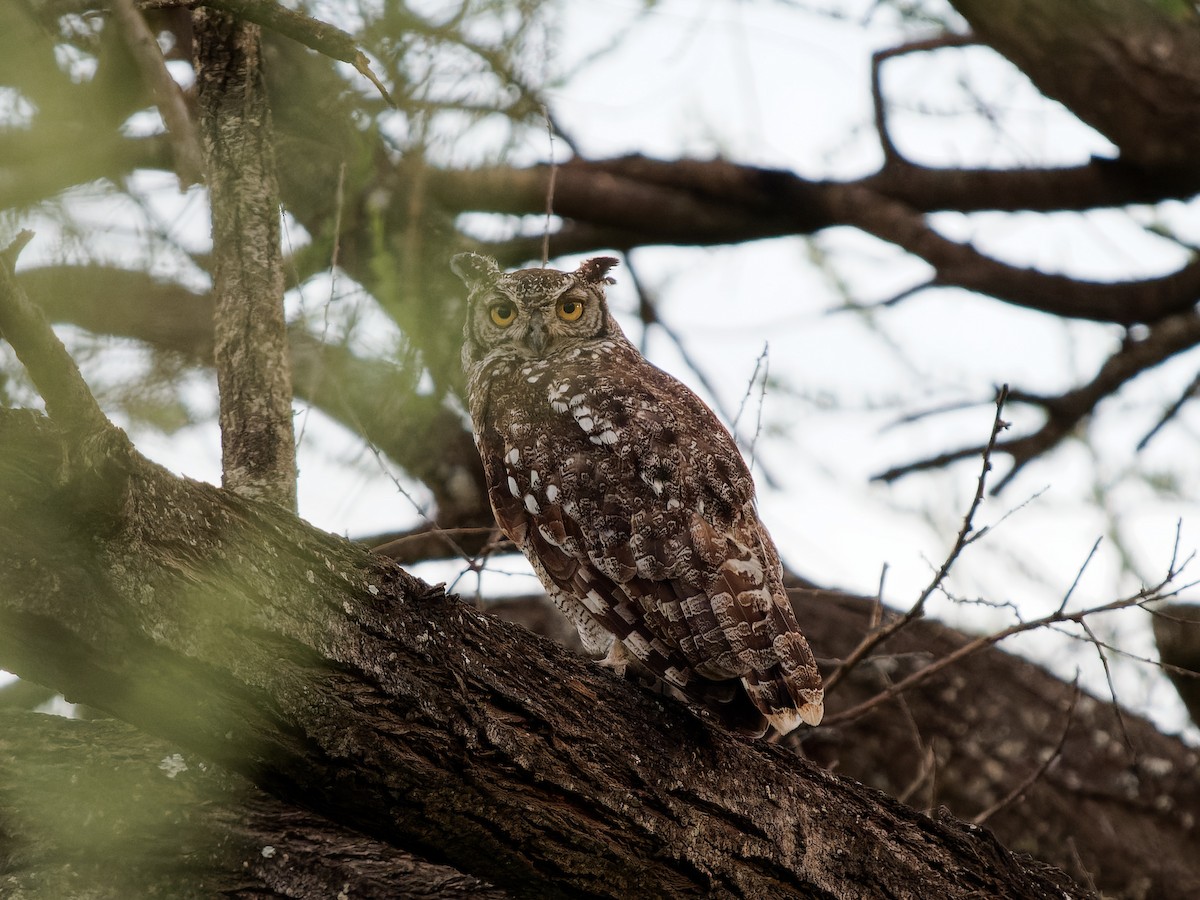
597, 640, 629, 677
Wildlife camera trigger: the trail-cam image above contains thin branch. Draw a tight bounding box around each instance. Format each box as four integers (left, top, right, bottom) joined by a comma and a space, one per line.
1057, 536, 1104, 615
1078, 617, 1136, 760
972, 680, 1080, 825
368, 526, 502, 566
877, 310, 1200, 489
823, 565, 1193, 727
541, 105, 557, 267
1136, 367, 1200, 451
110, 0, 205, 187
871, 33, 978, 163
824, 386, 1009, 696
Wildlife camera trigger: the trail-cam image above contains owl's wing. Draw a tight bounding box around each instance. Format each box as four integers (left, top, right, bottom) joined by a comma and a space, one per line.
480, 348, 823, 735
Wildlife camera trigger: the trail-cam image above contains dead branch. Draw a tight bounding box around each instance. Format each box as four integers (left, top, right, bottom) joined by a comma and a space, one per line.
824, 385, 1010, 695
972, 682, 1080, 825
823, 560, 1193, 727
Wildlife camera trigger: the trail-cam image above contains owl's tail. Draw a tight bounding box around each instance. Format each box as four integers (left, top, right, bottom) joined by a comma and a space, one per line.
742, 629, 826, 736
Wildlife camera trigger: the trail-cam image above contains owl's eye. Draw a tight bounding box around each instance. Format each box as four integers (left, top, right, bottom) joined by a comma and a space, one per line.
489, 302, 516, 327
557, 298, 584, 322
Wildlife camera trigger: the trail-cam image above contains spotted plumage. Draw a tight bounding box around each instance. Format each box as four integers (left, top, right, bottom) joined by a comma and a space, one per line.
453, 253, 823, 736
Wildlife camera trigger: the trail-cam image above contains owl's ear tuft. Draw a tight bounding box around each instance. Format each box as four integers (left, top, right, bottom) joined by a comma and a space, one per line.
450, 253, 501, 288
576, 257, 619, 286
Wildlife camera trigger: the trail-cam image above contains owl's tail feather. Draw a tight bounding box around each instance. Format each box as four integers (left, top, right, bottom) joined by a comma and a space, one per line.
744, 662, 825, 737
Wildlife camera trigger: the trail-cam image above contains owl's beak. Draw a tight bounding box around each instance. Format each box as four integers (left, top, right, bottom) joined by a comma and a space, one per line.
524, 321, 547, 355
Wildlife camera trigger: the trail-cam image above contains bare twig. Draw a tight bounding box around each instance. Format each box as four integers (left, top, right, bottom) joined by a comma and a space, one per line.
369, 525, 501, 565
732, 343, 770, 433
110, 0, 205, 187
1079, 617, 1136, 759
541, 106, 558, 267
1057, 536, 1103, 614
823, 566, 1192, 727
972, 680, 1080, 825
1137, 368, 1200, 451
824, 386, 1010, 695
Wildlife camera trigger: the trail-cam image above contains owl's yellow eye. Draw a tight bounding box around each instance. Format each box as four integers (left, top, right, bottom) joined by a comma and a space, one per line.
557, 298, 584, 322
489, 302, 516, 327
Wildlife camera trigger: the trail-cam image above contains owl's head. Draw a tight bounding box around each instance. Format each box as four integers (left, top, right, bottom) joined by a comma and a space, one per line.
453, 253, 621, 367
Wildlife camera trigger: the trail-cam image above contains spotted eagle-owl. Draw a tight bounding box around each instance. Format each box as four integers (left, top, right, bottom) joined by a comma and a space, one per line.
453, 253, 823, 736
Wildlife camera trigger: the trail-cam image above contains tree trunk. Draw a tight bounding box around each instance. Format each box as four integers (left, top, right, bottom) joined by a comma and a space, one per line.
194, 7, 296, 509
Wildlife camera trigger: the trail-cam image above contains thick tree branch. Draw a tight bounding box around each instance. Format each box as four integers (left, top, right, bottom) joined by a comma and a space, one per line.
0, 410, 1085, 899
0, 711, 505, 899
951, 0, 1200, 169
0, 715, 506, 897
429, 159, 1200, 325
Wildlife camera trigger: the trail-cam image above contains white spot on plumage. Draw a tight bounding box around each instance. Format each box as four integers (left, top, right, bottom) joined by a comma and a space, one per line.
577, 416, 595, 432
506, 447, 520, 465
590, 430, 619, 445
524, 494, 540, 514
725, 558, 766, 581
582, 590, 606, 615
623, 631, 651, 658
507, 476, 520, 497
545, 483, 559, 502
667, 497, 681, 509
529, 470, 540, 487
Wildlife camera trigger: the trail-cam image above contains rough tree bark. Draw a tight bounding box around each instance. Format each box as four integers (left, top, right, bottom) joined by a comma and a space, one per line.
194, 6, 296, 510
0, 409, 1083, 900
0, 711, 504, 899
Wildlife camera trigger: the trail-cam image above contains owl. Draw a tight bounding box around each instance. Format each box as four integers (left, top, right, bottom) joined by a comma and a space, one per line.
452, 253, 823, 736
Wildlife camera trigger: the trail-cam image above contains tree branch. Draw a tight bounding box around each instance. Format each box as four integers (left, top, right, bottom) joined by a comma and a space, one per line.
0, 410, 1085, 899
109, 0, 205, 186
0, 233, 112, 437
0, 710, 505, 899
876, 309, 1200, 488
950, 0, 1200, 169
